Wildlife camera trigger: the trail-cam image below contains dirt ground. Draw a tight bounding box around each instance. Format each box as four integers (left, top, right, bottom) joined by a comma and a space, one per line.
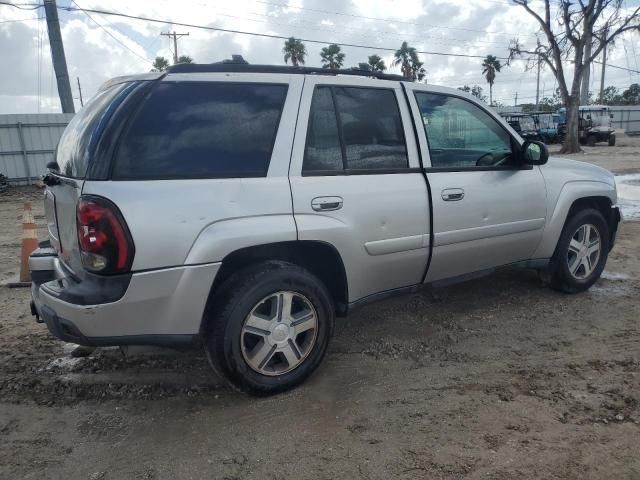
1, 136, 639, 480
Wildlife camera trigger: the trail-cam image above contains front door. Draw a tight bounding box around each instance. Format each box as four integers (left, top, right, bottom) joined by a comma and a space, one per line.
289, 76, 431, 302
405, 86, 547, 282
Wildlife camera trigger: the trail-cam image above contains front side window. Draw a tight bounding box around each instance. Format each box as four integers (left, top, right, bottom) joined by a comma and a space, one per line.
303, 86, 408, 173
113, 82, 287, 179
415, 92, 514, 169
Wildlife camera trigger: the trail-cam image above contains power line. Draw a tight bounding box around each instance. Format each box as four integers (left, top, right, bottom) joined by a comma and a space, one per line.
58, 4, 514, 61
6, 1, 640, 77
70, 0, 152, 65
247, 0, 538, 38
166, 0, 512, 49
0, 1, 41, 10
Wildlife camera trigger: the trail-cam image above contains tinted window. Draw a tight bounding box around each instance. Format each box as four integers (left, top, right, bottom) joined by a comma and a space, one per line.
304, 87, 343, 171
114, 82, 287, 179
303, 86, 408, 173
335, 87, 408, 170
415, 93, 513, 169
56, 83, 130, 178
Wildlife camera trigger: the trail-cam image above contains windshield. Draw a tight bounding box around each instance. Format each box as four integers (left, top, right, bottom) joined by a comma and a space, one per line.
537, 114, 554, 129
520, 116, 535, 131
56, 83, 130, 178
589, 110, 611, 128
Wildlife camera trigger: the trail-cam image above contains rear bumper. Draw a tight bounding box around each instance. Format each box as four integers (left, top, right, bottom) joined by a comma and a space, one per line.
30, 250, 220, 346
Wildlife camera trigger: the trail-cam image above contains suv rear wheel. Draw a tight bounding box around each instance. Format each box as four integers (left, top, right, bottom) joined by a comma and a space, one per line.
204, 261, 334, 395
549, 208, 609, 293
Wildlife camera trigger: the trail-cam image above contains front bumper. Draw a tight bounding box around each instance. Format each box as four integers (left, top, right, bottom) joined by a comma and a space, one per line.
30, 249, 220, 346
609, 205, 622, 251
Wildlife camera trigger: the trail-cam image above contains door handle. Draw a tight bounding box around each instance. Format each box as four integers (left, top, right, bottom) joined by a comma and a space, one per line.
311, 196, 343, 212
441, 188, 464, 201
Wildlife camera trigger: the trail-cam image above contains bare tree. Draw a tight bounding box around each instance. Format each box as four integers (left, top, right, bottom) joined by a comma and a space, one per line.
509, 0, 639, 153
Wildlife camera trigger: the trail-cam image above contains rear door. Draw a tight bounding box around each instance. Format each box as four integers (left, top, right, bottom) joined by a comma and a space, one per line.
289, 76, 430, 303
404, 85, 547, 282
45, 83, 135, 273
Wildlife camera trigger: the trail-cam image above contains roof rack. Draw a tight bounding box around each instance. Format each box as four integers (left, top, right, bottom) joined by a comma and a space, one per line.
166, 62, 405, 81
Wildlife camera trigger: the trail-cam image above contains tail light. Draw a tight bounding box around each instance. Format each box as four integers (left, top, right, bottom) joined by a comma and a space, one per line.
77, 196, 134, 274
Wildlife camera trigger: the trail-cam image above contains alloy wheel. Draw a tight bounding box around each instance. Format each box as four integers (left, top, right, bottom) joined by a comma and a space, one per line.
567, 223, 601, 280
240, 291, 318, 376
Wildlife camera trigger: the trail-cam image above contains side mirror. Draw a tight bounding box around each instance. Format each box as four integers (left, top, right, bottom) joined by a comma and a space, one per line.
522, 140, 548, 166
46, 161, 60, 172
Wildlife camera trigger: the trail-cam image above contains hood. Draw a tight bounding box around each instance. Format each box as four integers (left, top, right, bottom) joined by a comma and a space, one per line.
541, 156, 616, 187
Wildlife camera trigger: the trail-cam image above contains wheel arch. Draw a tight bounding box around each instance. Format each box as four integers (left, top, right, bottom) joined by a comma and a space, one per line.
202, 240, 349, 332
533, 182, 617, 259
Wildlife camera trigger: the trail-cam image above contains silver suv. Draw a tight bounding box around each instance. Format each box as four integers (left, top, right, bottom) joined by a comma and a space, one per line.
29, 63, 621, 395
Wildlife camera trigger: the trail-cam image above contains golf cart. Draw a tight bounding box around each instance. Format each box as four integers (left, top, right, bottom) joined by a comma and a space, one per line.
557, 106, 615, 146
501, 113, 540, 141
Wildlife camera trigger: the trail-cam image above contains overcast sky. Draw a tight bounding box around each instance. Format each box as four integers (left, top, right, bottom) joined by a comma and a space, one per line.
1, 0, 639, 114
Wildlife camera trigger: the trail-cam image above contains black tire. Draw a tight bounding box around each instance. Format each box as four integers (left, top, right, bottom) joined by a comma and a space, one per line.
204, 261, 334, 395
586, 134, 597, 146
608, 135, 616, 146
549, 208, 609, 293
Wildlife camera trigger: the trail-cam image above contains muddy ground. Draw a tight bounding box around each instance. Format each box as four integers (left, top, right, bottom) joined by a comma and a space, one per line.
1, 136, 639, 479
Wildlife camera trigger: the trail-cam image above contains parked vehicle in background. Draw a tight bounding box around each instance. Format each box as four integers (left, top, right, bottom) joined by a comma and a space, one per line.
558, 106, 616, 146
501, 113, 541, 141
29, 63, 621, 395
530, 111, 560, 144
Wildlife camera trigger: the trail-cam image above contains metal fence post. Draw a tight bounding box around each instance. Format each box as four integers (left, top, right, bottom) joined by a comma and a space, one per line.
16, 122, 32, 185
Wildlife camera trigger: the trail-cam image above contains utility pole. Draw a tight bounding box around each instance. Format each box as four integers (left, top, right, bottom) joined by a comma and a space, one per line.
43, 0, 75, 114
76, 77, 84, 107
161, 31, 189, 64
535, 55, 541, 109
514, 91, 518, 107
600, 44, 607, 103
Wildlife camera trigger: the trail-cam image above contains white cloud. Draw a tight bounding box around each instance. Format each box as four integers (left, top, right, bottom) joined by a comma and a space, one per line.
0, 0, 637, 113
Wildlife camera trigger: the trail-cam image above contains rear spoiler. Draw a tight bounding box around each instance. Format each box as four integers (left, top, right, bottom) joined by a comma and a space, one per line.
97, 72, 165, 93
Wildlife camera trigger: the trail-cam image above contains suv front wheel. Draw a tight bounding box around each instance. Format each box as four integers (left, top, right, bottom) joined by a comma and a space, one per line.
205, 261, 334, 395
549, 208, 610, 293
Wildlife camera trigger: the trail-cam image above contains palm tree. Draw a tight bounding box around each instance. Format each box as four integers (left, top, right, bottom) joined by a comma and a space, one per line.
282, 37, 307, 67
320, 44, 345, 69
482, 55, 502, 106
367, 54, 386, 72
393, 42, 426, 81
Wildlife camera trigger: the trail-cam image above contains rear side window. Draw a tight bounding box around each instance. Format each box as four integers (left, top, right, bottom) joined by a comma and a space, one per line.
113, 82, 288, 179
303, 86, 408, 174
56, 83, 130, 178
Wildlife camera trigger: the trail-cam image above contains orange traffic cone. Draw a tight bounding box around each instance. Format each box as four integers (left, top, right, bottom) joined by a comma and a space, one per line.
19, 201, 38, 283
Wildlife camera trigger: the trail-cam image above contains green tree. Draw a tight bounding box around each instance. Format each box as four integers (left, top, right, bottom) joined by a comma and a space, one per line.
620, 83, 640, 105
320, 44, 345, 69
482, 54, 502, 106
177, 55, 193, 64
392, 42, 426, 81
510, 0, 640, 154
282, 37, 307, 67
151, 56, 170, 72
458, 85, 487, 102
367, 54, 386, 72
597, 86, 620, 105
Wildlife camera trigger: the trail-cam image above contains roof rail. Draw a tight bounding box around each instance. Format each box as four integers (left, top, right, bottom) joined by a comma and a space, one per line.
165, 62, 405, 81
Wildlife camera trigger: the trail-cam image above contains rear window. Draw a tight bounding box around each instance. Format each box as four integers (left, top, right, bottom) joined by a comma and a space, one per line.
56, 83, 130, 178
113, 82, 288, 179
